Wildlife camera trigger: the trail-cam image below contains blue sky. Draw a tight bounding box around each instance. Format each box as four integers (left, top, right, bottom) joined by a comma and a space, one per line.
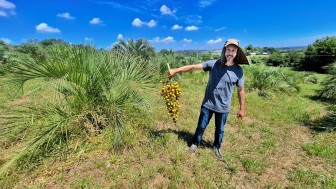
1, 0, 336, 51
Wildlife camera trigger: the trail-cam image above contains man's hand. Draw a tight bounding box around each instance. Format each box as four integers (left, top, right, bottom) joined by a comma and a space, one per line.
237, 109, 244, 120
168, 69, 176, 78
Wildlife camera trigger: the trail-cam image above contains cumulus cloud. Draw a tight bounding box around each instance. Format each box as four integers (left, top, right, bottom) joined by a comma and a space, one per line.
147, 20, 157, 27
132, 18, 157, 28
207, 38, 222, 44
182, 38, 192, 43
185, 26, 198, 31
0, 37, 12, 44
0, 0, 16, 17
36, 23, 61, 33
150, 36, 175, 44
117, 34, 123, 40
160, 5, 176, 15
171, 24, 183, 30
198, 0, 216, 8
57, 12, 75, 20
90, 17, 103, 24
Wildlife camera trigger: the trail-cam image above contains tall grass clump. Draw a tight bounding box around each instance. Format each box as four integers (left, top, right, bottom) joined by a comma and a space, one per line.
0, 44, 157, 175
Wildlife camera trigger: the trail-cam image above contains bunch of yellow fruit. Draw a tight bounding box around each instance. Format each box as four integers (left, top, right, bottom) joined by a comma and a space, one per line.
160, 80, 181, 123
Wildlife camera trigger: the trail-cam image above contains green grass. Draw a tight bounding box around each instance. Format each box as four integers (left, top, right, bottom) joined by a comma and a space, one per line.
1, 70, 336, 188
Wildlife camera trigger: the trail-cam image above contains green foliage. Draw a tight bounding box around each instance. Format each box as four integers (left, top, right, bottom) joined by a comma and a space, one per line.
317, 63, 336, 102
1, 44, 157, 175
302, 142, 336, 159
200, 53, 213, 61
153, 51, 193, 75
112, 38, 155, 60
311, 107, 336, 132
244, 64, 306, 96
267, 51, 304, 67
267, 51, 290, 66
299, 36, 336, 73
240, 157, 264, 173
249, 56, 267, 65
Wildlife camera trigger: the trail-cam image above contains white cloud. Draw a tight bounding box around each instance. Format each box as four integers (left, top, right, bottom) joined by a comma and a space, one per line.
198, 0, 216, 8
0, 0, 16, 17
84, 37, 94, 41
117, 34, 123, 40
0, 0, 15, 9
160, 5, 176, 15
36, 23, 61, 33
132, 18, 157, 28
172, 24, 183, 30
207, 38, 222, 44
150, 36, 176, 44
57, 12, 75, 20
0, 37, 12, 44
132, 18, 143, 27
90, 17, 103, 24
185, 26, 198, 31
147, 20, 157, 27
215, 27, 226, 32
182, 38, 192, 43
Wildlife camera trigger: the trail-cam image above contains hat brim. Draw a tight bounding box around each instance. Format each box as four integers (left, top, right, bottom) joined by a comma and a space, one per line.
235, 47, 249, 65
221, 46, 250, 65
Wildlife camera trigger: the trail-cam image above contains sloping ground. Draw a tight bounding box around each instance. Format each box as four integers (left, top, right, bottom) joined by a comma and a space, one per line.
1, 74, 336, 188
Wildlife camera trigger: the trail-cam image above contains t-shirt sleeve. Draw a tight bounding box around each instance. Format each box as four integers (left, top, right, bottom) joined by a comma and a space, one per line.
236, 68, 244, 87
237, 74, 244, 87
202, 59, 217, 71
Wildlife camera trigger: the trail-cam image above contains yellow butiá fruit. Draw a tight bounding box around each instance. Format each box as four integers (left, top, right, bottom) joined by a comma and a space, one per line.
160, 80, 181, 123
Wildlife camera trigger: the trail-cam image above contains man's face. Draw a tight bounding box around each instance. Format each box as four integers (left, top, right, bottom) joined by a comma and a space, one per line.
225, 45, 238, 61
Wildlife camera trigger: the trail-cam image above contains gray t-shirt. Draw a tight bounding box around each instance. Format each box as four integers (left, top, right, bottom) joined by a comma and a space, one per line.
201, 59, 244, 113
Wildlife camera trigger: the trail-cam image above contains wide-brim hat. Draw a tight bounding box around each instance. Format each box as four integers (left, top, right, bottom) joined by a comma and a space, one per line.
221, 38, 249, 65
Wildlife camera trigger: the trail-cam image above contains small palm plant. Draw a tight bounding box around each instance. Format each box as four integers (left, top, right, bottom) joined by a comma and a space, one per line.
244, 64, 305, 96
0, 44, 157, 174
112, 38, 155, 61
317, 62, 336, 102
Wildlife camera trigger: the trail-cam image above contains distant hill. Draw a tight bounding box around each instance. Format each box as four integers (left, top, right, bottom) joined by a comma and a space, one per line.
275, 46, 307, 51
175, 46, 307, 55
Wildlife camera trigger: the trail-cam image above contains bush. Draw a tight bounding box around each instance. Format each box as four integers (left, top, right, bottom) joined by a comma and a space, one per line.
1, 44, 158, 174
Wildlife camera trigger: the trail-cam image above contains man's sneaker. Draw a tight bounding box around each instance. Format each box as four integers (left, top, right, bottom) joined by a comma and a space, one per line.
214, 147, 223, 160
189, 144, 197, 153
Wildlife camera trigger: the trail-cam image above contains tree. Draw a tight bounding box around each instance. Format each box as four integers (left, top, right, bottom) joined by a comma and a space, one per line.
299, 36, 336, 73
246, 44, 254, 53
112, 38, 155, 60
268, 52, 289, 67
40, 38, 69, 47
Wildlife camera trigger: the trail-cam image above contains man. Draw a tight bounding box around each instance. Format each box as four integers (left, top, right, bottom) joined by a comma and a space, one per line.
168, 38, 249, 160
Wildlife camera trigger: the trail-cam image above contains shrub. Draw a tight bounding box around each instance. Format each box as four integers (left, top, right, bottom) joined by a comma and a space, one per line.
0, 44, 157, 174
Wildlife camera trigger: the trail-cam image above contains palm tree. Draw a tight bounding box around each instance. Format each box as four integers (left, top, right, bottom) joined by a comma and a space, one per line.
0, 43, 157, 174
112, 38, 155, 60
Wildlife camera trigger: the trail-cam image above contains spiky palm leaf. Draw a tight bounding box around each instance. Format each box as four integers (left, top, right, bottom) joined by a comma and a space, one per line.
112, 39, 155, 60
1, 44, 157, 175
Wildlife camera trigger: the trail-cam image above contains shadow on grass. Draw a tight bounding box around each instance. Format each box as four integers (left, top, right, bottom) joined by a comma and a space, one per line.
310, 111, 336, 132
150, 128, 213, 148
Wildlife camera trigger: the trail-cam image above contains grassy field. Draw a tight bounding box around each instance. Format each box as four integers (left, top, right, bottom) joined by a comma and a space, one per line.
0, 70, 335, 188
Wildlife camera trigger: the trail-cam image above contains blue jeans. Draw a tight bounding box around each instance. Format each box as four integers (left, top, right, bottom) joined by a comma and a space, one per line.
192, 106, 229, 149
